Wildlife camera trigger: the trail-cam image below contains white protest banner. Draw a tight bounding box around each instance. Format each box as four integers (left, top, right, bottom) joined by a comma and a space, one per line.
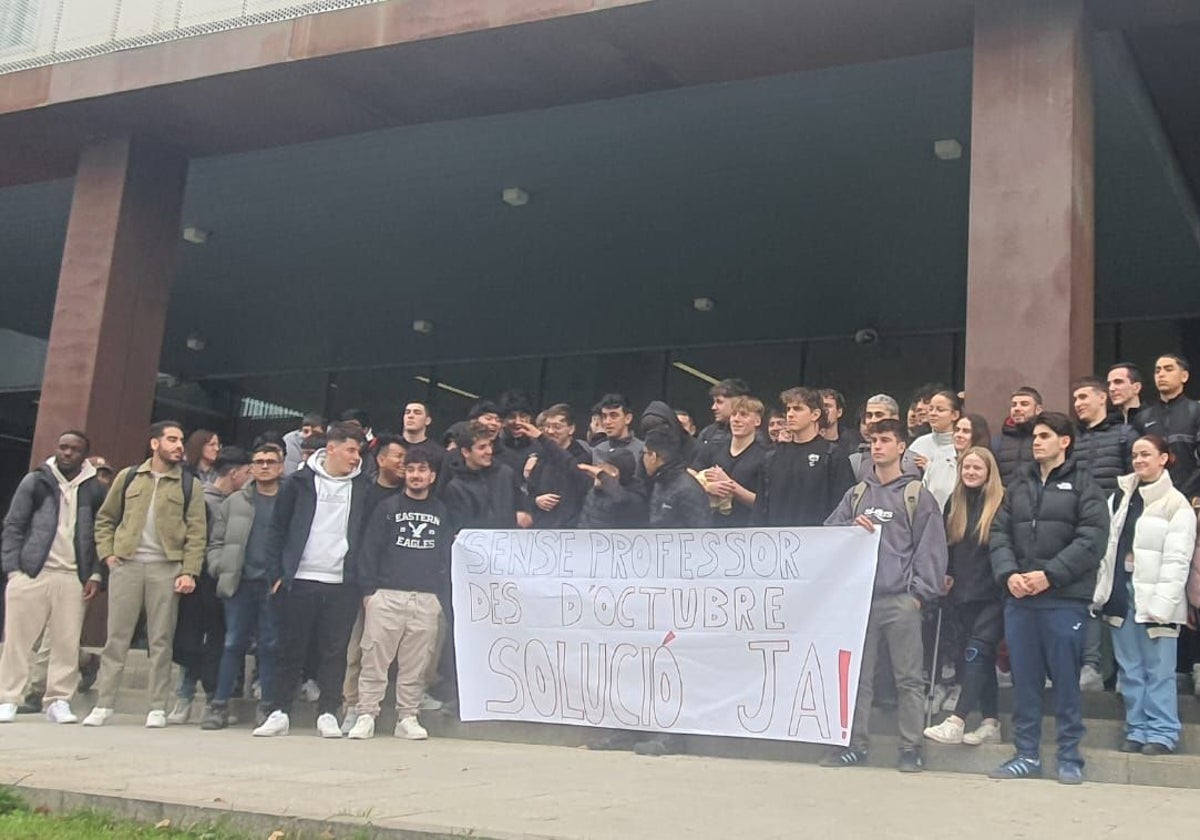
452, 526, 879, 746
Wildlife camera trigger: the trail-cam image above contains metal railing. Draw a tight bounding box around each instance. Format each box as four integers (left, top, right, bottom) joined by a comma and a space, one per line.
0, 0, 391, 75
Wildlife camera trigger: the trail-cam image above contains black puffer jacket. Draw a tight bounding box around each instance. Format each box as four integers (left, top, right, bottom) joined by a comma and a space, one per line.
647, 461, 712, 529
1072, 417, 1133, 495
1136, 394, 1200, 498
989, 457, 1110, 602
994, 419, 1035, 488
527, 438, 592, 528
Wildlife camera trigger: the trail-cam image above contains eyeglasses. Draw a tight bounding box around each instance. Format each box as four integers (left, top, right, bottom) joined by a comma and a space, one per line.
251, 459, 281, 467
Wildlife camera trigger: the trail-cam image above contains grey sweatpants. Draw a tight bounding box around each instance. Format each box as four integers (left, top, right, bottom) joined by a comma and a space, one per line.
851, 592, 925, 751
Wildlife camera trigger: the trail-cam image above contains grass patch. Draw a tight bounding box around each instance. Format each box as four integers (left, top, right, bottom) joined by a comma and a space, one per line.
0, 788, 376, 839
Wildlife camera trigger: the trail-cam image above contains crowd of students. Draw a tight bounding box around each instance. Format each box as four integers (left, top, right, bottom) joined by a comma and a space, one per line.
3, 355, 1200, 785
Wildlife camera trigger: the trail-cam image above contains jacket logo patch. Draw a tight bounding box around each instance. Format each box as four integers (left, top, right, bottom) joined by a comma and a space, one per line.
863, 507, 894, 522
808, 454, 821, 467
1056, 482, 1073, 490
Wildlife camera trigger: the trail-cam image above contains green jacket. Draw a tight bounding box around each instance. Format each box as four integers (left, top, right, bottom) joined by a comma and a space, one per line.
94, 461, 207, 576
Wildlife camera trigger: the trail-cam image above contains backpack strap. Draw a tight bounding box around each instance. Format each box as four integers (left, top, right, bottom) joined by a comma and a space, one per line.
903, 480, 923, 527
117, 466, 194, 524
849, 481, 869, 517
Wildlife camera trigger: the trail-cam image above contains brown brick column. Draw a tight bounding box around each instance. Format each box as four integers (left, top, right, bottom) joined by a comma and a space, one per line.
31, 136, 188, 469
964, 0, 1094, 422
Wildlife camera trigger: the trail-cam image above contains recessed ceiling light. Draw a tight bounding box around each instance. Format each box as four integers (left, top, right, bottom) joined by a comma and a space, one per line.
693, 297, 715, 312
181, 226, 209, 244
412, 319, 434, 335
502, 187, 530, 207
933, 139, 963, 161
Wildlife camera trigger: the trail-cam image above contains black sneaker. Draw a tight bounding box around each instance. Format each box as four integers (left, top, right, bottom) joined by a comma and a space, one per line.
200, 704, 229, 731
1057, 761, 1084, 785
897, 749, 924, 773
1142, 742, 1173, 756
16, 694, 41, 714
1119, 739, 1145, 754
820, 747, 868, 767
77, 655, 100, 693
989, 755, 1043, 779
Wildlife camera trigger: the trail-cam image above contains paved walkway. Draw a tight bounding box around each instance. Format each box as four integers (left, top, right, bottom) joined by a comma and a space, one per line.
0, 715, 1194, 839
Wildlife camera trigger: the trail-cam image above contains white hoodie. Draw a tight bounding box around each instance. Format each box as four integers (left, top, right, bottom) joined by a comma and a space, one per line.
295, 450, 362, 584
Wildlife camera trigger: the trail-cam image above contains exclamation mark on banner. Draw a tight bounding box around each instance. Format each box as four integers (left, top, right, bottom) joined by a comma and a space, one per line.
838, 649, 851, 739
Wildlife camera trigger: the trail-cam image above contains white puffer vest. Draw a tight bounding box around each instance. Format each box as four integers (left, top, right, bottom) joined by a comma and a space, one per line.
1092, 471, 1196, 633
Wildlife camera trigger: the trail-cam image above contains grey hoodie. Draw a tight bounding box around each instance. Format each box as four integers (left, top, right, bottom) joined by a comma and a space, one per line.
825, 465, 948, 604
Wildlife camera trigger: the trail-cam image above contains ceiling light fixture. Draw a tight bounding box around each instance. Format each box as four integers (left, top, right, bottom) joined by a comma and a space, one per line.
412, 319, 434, 335
933, 139, 963, 161
672, 361, 720, 386
502, 187, 530, 207
181, 226, 209, 244
414, 375, 479, 400
185, 333, 206, 352
692, 297, 716, 312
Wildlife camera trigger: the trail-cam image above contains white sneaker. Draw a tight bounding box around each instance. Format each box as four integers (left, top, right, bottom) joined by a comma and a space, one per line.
45, 700, 78, 724
996, 668, 1013, 688
923, 715, 964, 744
419, 693, 444, 711
340, 712, 358, 735
82, 707, 114, 727
316, 712, 342, 738
252, 710, 290, 737
0, 703, 17, 723
962, 718, 1002, 745
167, 699, 193, 725
145, 710, 167, 728
1079, 664, 1104, 692
347, 714, 375, 740
394, 715, 428, 740
299, 679, 321, 703
941, 684, 962, 712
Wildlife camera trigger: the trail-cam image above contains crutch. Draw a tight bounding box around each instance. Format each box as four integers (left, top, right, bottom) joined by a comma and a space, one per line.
925, 605, 944, 729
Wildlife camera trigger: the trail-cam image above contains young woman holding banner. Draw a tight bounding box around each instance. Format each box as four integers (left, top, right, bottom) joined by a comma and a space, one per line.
924, 447, 1005, 746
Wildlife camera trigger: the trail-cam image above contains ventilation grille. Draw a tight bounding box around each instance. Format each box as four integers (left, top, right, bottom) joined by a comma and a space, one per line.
0, 0, 391, 75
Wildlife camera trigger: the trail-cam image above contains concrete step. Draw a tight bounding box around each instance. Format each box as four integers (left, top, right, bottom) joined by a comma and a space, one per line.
65, 650, 1200, 789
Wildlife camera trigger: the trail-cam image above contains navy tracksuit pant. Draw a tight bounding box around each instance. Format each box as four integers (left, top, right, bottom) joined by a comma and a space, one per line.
1004, 596, 1087, 766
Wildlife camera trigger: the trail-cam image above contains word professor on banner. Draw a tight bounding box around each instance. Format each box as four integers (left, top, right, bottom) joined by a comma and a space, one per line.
452, 527, 880, 746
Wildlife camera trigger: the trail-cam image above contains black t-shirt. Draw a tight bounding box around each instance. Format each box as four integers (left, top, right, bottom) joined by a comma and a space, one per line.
754, 436, 855, 527
362, 480, 404, 521
694, 439, 767, 528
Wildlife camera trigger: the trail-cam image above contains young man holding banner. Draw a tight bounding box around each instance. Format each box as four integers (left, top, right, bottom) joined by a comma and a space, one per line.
822, 418, 947, 773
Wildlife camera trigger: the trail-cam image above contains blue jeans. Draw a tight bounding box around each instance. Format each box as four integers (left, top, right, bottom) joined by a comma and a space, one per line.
1005, 597, 1087, 766
1111, 584, 1181, 748
214, 579, 278, 706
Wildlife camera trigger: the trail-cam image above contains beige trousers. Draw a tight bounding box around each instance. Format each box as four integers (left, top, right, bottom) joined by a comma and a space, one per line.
95, 560, 181, 711
356, 590, 440, 718
0, 570, 85, 705
342, 606, 365, 708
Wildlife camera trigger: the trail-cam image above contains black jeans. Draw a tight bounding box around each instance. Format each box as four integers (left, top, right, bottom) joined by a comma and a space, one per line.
270, 580, 359, 717
952, 599, 1004, 720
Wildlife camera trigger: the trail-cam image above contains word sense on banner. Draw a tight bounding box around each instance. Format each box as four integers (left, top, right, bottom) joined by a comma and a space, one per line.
452, 526, 879, 746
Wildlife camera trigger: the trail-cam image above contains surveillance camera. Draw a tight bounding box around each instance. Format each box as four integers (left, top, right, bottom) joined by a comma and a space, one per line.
854, 328, 879, 346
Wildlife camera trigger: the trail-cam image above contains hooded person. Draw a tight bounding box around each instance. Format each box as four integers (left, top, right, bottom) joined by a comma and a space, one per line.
0, 432, 105, 724
822, 418, 948, 773
642, 427, 712, 531
577, 448, 647, 530
253, 422, 371, 739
